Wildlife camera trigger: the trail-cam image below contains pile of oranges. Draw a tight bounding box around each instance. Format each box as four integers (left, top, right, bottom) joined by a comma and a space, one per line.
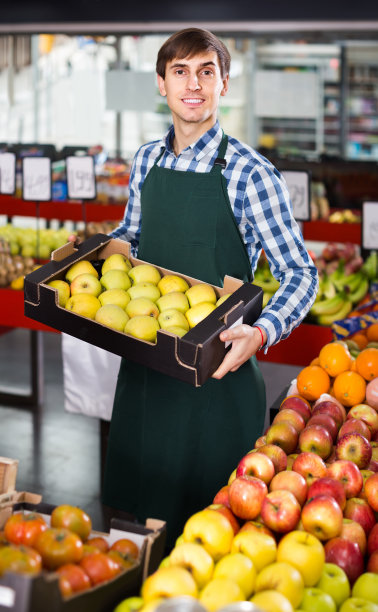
348, 322, 378, 351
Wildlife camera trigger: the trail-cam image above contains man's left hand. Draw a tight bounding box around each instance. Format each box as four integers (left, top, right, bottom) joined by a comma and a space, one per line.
212, 324, 266, 379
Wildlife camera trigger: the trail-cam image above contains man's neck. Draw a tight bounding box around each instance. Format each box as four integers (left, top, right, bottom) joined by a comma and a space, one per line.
171, 119, 216, 156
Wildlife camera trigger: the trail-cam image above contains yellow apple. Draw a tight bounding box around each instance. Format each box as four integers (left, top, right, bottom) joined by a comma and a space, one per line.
70, 272, 102, 297
141, 566, 198, 602
231, 531, 277, 573
65, 294, 101, 319
185, 283, 217, 307
158, 556, 171, 569
95, 304, 129, 331
255, 561, 304, 608
47, 279, 70, 307
277, 530, 325, 587
100, 269, 131, 291
156, 292, 190, 314
114, 596, 144, 612
158, 309, 190, 331
124, 316, 160, 343
250, 589, 294, 612
137, 600, 165, 612
169, 542, 214, 589
158, 274, 190, 295
129, 264, 161, 285
213, 552, 256, 598
101, 253, 132, 275
127, 282, 161, 303
164, 326, 188, 338
65, 259, 99, 283
216, 294, 232, 307
228, 469, 237, 485
183, 509, 234, 562
199, 577, 245, 612
186, 302, 216, 328
99, 288, 131, 309
126, 298, 159, 319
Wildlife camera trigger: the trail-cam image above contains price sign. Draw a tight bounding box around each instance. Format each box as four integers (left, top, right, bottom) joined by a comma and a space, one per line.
281, 170, 311, 221
66, 155, 96, 200
362, 201, 378, 250
22, 157, 52, 201
0, 152, 16, 195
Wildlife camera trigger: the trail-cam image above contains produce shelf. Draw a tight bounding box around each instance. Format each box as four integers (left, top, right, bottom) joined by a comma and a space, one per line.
302, 218, 361, 245
257, 321, 333, 366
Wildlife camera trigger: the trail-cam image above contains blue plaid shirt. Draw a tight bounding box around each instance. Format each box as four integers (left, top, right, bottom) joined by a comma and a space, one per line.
111, 121, 318, 348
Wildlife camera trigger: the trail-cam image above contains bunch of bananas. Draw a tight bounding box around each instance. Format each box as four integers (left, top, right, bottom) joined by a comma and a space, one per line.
252, 258, 280, 308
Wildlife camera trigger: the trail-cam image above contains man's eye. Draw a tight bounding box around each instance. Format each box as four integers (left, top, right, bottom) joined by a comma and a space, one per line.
201, 70, 214, 76
175, 69, 185, 75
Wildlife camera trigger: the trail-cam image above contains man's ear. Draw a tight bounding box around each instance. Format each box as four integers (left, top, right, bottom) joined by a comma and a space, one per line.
220, 74, 229, 97
157, 74, 167, 97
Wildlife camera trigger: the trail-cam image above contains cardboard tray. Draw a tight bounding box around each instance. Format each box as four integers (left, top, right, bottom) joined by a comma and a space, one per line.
0, 458, 19, 495
24, 234, 263, 386
0, 500, 166, 612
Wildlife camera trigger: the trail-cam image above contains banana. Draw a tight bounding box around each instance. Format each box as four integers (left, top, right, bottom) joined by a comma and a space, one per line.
333, 271, 364, 293
317, 300, 352, 326
318, 273, 337, 300
310, 292, 345, 316
348, 277, 369, 305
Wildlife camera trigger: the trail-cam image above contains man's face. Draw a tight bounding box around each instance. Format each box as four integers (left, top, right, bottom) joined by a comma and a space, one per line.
157, 51, 229, 129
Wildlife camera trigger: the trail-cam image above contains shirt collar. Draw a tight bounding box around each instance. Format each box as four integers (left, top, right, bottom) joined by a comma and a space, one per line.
162, 121, 223, 160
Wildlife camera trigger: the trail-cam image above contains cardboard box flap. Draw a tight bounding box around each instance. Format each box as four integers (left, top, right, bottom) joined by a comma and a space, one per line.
0, 458, 18, 495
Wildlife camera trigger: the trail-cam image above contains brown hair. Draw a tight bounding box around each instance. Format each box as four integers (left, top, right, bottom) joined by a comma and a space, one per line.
156, 28, 231, 79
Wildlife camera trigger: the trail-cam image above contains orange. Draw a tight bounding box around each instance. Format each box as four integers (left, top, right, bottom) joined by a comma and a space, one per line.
333, 370, 366, 407
318, 342, 352, 377
310, 357, 320, 366
350, 332, 368, 350
366, 323, 378, 343
355, 347, 378, 381
296, 365, 331, 402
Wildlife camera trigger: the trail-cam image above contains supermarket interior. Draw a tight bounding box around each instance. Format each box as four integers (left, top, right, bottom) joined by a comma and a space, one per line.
1, 3, 378, 612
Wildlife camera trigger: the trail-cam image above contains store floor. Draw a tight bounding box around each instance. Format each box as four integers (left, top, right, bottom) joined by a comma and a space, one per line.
0, 328, 301, 532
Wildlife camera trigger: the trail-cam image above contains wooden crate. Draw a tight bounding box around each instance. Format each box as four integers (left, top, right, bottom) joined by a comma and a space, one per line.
0, 457, 19, 494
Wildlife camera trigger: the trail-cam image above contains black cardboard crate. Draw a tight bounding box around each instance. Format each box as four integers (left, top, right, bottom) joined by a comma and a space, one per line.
0, 500, 166, 612
24, 234, 263, 387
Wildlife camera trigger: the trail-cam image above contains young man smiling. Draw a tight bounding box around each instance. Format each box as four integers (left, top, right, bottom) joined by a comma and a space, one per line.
103, 28, 318, 547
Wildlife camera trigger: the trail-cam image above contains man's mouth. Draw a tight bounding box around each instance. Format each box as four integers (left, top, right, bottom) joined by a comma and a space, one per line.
182, 98, 204, 105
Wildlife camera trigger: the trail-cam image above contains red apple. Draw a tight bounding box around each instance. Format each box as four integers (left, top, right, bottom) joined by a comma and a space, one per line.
269, 470, 308, 506
340, 518, 367, 555
228, 475, 268, 521
213, 485, 231, 509
238, 520, 274, 538
265, 421, 298, 454
312, 400, 345, 429
256, 444, 287, 473
236, 452, 275, 485
299, 424, 333, 460
254, 436, 267, 449
301, 495, 343, 540
327, 459, 363, 498
336, 433, 372, 469
207, 504, 240, 535
260, 489, 301, 534
364, 472, 378, 511
344, 497, 376, 535
338, 418, 372, 441
368, 459, 378, 472
292, 451, 328, 486
307, 477, 346, 510
307, 413, 339, 442
347, 404, 378, 436
324, 537, 364, 585
358, 469, 374, 500
368, 523, 378, 555
273, 408, 306, 433
279, 395, 312, 423
367, 550, 378, 573
314, 394, 347, 420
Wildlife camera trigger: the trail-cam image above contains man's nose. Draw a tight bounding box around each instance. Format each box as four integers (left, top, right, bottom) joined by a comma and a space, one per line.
187, 74, 200, 90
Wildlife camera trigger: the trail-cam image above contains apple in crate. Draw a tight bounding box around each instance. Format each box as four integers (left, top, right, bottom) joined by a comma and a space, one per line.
260, 489, 301, 533
344, 497, 376, 536
292, 451, 327, 486
365, 473, 378, 511
340, 518, 367, 555
324, 537, 364, 586
228, 475, 267, 521
279, 395, 312, 423
306, 476, 346, 510
316, 563, 351, 609
336, 433, 372, 469
299, 424, 333, 459
236, 452, 275, 485
327, 460, 363, 498
269, 469, 308, 506
301, 494, 343, 541
277, 529, 325, 586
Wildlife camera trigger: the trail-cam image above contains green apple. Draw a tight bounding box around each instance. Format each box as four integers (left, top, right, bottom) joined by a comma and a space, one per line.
21, 244, 36, 257
99, 289, 131, 309
128, 264, 161, 285
101, 253, 132, 275
213, 552, 256, 599
216, 293, 232, 307
300, 587, 336, 612
157, 274, 189, 295
339, 598, 378, 612
126, 298, 159, 319
185, 283, 217, 307
70, 273, 102, 297
169, 542, 214, 589
100, 269, 131, 291
95, 304, 129, 332
65, 260, 98, 282
124, 316, 160, 343
47, 279, 70, 307
250, 589, 294, 612
65, 294, 101, 319
164, 326, 188, 338
114, 596, 144, 612
127, 282, 161, 303
38, 243, 51, 259
156, 291, 190, 314
158, 309, 189, 331
316, 563, 350, 608
185, 302, 216, 328
352, 573, 378, 604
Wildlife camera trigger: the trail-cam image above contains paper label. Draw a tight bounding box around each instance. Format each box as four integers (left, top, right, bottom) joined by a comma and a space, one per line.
282, 170, 310, 221
225, 315, 243, 348
362, 201, 378, 250
66, 155, 96, 200
0, 586, 15, 607
0, 152, 16, 195
22, 157, 51, 201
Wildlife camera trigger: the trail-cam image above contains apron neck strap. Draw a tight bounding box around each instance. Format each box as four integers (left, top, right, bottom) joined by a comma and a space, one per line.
212, 132, 228, 172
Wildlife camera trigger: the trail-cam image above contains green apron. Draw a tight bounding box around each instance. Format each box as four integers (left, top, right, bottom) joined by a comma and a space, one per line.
102, 134, 266, 548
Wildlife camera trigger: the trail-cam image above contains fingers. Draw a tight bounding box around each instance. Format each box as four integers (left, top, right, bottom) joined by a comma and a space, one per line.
219, 323, 253, 343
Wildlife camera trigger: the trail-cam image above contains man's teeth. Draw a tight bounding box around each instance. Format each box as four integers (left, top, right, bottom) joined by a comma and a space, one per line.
183, 99, 203, 104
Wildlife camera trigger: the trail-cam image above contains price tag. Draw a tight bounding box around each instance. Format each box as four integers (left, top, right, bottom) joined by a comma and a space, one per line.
281, 170, 311, 221
0, 585, 15, 607
362, 201, 378, 250
225, 316, 243, 348
0, 152, 16, 195
22, 157, 52, 201
66, 155, 96, 200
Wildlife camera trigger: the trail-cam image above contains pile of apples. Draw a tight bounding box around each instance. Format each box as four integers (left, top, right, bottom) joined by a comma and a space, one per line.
0, 503, 140, 600
48, 253, 231, 343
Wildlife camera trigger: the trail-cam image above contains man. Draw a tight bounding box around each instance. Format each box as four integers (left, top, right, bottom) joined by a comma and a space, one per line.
102, 28, 318, 547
